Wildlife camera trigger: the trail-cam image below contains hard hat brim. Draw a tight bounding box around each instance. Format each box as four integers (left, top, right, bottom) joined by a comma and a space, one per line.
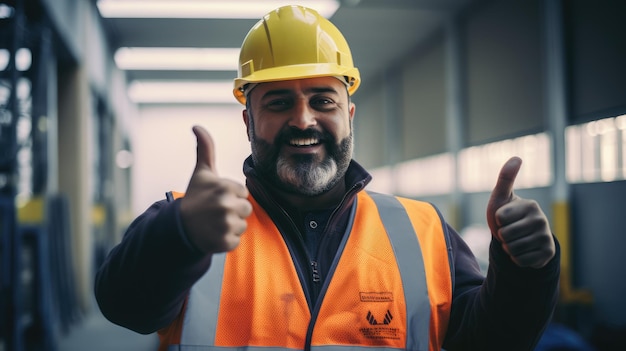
233, 63, 360, 105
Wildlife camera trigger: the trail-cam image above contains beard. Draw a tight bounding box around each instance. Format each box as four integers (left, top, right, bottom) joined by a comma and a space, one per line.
249, 118, 353, 197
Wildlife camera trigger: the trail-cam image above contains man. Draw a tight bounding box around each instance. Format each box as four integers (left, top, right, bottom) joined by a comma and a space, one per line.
95, 5, 560, 351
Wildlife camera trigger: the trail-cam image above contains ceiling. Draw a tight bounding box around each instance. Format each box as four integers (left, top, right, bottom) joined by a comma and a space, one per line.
98, 0, 477, 104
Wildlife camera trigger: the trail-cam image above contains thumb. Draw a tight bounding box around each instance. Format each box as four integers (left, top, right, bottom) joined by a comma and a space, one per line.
192, 125, 217, 174
486, 156, 522, 234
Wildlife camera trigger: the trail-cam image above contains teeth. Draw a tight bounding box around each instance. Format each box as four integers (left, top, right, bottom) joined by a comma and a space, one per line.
290, 138, 319, 146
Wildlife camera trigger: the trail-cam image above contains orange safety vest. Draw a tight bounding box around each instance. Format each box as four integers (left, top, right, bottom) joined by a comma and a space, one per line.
159, 191, 452, 351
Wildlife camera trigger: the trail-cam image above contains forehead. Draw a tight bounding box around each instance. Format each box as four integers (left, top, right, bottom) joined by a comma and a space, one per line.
253, 76, 347, 97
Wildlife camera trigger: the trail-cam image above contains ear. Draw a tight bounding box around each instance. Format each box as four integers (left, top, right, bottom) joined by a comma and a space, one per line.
349, 102, 356, 121
243, 109, 251, 142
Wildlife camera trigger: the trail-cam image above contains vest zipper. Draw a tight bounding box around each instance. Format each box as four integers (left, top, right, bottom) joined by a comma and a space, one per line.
309, 183, 362, 306
304, 193, 360, 351
258, 192, 317, 311
311, 260, 321, 283
313, 181, 364, 278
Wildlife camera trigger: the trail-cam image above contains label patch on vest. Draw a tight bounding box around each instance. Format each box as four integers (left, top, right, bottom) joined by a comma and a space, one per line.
358, 292, 399, 341
359, 310, 400, 340
360, 291, 393, 302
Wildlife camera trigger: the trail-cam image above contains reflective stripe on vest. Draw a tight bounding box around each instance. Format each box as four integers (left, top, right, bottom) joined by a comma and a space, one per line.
369, 192, 430, 350
162, 191, 451, 351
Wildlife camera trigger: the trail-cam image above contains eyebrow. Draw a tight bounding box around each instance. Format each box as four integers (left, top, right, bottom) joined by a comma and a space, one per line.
261, 86, 340, 99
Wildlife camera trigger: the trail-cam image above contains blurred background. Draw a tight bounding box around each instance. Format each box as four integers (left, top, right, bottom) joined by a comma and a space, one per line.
1, 0, 625, 350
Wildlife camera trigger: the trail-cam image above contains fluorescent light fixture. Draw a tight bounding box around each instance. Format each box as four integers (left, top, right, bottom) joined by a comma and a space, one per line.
0, 48, 32, 71
115, 47, 239, 71
97, 0, 340, 19
15, 48, 32, 71
0, 4, 14, 19
128, 80, 236, 104
115, 150, 134, 169
0, 49, 8, 70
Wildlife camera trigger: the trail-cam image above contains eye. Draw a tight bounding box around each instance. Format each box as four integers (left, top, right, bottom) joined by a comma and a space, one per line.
311, 96, 336, 110
265, 98, 292, 111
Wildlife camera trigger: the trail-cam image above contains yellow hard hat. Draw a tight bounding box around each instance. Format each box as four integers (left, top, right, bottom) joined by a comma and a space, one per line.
233, 5, 361, 105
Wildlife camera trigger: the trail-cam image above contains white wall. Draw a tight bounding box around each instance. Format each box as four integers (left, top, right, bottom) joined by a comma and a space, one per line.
132, 105, 250, 215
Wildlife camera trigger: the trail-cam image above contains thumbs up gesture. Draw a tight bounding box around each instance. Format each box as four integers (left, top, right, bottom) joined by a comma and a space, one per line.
179, 125, 253, 254
486, 157, 556, 268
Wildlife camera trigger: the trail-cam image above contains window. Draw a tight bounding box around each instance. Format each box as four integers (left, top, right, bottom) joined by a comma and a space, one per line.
566, 114, 626, 183
459, 133, 552, 192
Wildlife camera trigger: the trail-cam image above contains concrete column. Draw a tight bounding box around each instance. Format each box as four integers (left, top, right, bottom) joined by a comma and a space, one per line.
45, 30, 59, 194
383, 68, 403, 194
544, 0, 592, 304
444, 16, 466, 229
58, 64, 94, 312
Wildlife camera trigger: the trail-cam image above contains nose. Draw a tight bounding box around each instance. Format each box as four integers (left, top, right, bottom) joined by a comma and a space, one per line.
288, 99, 317, 130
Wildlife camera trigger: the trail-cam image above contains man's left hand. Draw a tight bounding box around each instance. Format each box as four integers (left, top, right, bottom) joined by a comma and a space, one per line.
486, 156, 556, 269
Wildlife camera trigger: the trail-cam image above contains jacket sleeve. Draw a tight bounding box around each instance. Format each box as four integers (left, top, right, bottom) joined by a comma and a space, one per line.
94, 198, 212, 334
442, 223, 561, 351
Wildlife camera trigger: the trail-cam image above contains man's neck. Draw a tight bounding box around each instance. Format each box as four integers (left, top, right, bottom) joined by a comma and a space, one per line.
272, 179, 347, 212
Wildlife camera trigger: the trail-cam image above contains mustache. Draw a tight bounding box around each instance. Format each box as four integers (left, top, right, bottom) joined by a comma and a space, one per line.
274, 127, 331, 144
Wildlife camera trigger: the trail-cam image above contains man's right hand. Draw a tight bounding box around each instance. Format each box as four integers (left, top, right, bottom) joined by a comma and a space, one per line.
179, 125, 253, 254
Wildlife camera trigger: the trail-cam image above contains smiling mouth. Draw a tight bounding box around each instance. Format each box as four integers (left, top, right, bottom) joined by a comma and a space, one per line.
289, 137, 321, 147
